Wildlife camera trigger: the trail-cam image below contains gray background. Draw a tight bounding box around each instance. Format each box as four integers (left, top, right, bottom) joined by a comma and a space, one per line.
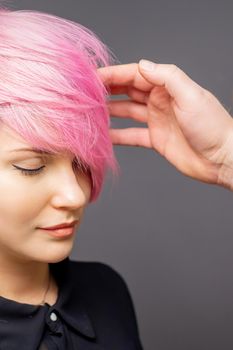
7, 0, 233, 349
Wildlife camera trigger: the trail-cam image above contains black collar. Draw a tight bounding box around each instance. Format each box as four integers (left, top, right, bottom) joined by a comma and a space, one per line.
0, 256, 96, 349
49, 256, 96, 339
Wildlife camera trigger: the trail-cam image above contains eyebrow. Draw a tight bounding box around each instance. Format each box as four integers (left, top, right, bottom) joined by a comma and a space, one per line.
8, 148, 53, 155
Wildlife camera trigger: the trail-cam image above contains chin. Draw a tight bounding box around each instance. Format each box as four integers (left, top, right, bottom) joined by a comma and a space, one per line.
44, 254, 70, 264
32, 243, 73, 264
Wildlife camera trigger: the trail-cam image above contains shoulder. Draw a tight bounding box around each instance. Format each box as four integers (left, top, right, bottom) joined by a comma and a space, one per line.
68, 259, 134, 306
68, 259, 142, 345
69, 259, 129, 290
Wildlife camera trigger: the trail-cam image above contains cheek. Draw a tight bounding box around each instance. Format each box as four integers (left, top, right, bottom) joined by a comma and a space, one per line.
0, 174, 42, 227
80, 175, 92, 203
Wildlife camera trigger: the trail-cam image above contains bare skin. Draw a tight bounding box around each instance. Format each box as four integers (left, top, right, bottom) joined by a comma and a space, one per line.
0, 124, 91, 306
1, 60, 231, 306
98, 60, 233, 191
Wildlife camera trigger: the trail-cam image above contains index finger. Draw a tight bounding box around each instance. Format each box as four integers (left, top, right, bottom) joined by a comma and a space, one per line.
98, 63, 154, 92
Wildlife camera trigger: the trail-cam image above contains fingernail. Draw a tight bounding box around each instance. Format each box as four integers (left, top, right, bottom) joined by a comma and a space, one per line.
139, 59, 157, 71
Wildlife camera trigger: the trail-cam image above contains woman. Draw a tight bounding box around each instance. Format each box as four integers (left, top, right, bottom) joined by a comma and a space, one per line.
0, 6, 232, 350
0, 8, 141, 350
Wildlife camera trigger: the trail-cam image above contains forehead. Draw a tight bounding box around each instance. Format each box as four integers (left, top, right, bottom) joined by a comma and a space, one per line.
0, 124, 32, 150
0, 124, 71, 158
0, 126, 43, 155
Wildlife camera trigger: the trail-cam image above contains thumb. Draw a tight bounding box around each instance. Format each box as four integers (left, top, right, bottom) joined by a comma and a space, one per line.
138, 59, 202, 106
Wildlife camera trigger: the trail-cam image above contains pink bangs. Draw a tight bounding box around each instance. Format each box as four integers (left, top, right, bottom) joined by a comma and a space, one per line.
0, 8, 118, 201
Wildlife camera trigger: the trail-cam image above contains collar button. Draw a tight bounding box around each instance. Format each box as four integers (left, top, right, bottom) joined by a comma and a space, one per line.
50, 312, 58, 322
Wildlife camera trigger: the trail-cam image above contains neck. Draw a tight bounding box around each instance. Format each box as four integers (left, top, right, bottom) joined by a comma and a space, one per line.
0, 252, 51, 305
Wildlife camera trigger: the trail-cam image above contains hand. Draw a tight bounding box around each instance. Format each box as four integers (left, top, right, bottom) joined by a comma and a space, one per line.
98, 60, 233, 190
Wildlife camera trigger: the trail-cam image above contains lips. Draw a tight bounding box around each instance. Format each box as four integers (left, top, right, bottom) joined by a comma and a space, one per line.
39, 220, 79, 230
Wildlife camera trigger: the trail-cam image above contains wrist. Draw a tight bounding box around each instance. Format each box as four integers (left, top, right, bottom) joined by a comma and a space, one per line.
216, 128, 233, 191
218, 163, 233, 191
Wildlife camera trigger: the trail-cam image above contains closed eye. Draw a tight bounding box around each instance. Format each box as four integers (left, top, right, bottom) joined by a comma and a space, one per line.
12, 164, 45, 176
12, 160, 91, 177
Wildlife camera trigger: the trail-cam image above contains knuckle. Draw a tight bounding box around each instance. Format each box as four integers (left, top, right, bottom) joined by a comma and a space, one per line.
185, 88, 205, 104
127, 101, 135, 114
202, 88, 214, 100
168, 64, 180, 75
192, 87, 210, 103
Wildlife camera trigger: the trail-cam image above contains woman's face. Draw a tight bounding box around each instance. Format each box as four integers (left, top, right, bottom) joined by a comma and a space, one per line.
0, 124, 92, 264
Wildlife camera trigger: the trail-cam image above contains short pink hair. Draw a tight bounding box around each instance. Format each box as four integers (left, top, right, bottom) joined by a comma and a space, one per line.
0, 8, 118, 201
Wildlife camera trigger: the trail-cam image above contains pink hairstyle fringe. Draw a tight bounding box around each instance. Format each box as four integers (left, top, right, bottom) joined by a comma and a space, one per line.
0, 8, 118, 201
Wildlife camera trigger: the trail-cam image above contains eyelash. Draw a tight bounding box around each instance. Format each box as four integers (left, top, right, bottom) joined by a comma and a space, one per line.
13, 165, 45, 176
12, 162, 90, 177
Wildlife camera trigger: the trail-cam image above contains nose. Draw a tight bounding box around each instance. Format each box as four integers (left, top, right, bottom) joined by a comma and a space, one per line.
50, 162, 89, 210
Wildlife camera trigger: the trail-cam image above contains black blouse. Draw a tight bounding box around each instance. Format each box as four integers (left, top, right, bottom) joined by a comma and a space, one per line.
0, 257, 143, 349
